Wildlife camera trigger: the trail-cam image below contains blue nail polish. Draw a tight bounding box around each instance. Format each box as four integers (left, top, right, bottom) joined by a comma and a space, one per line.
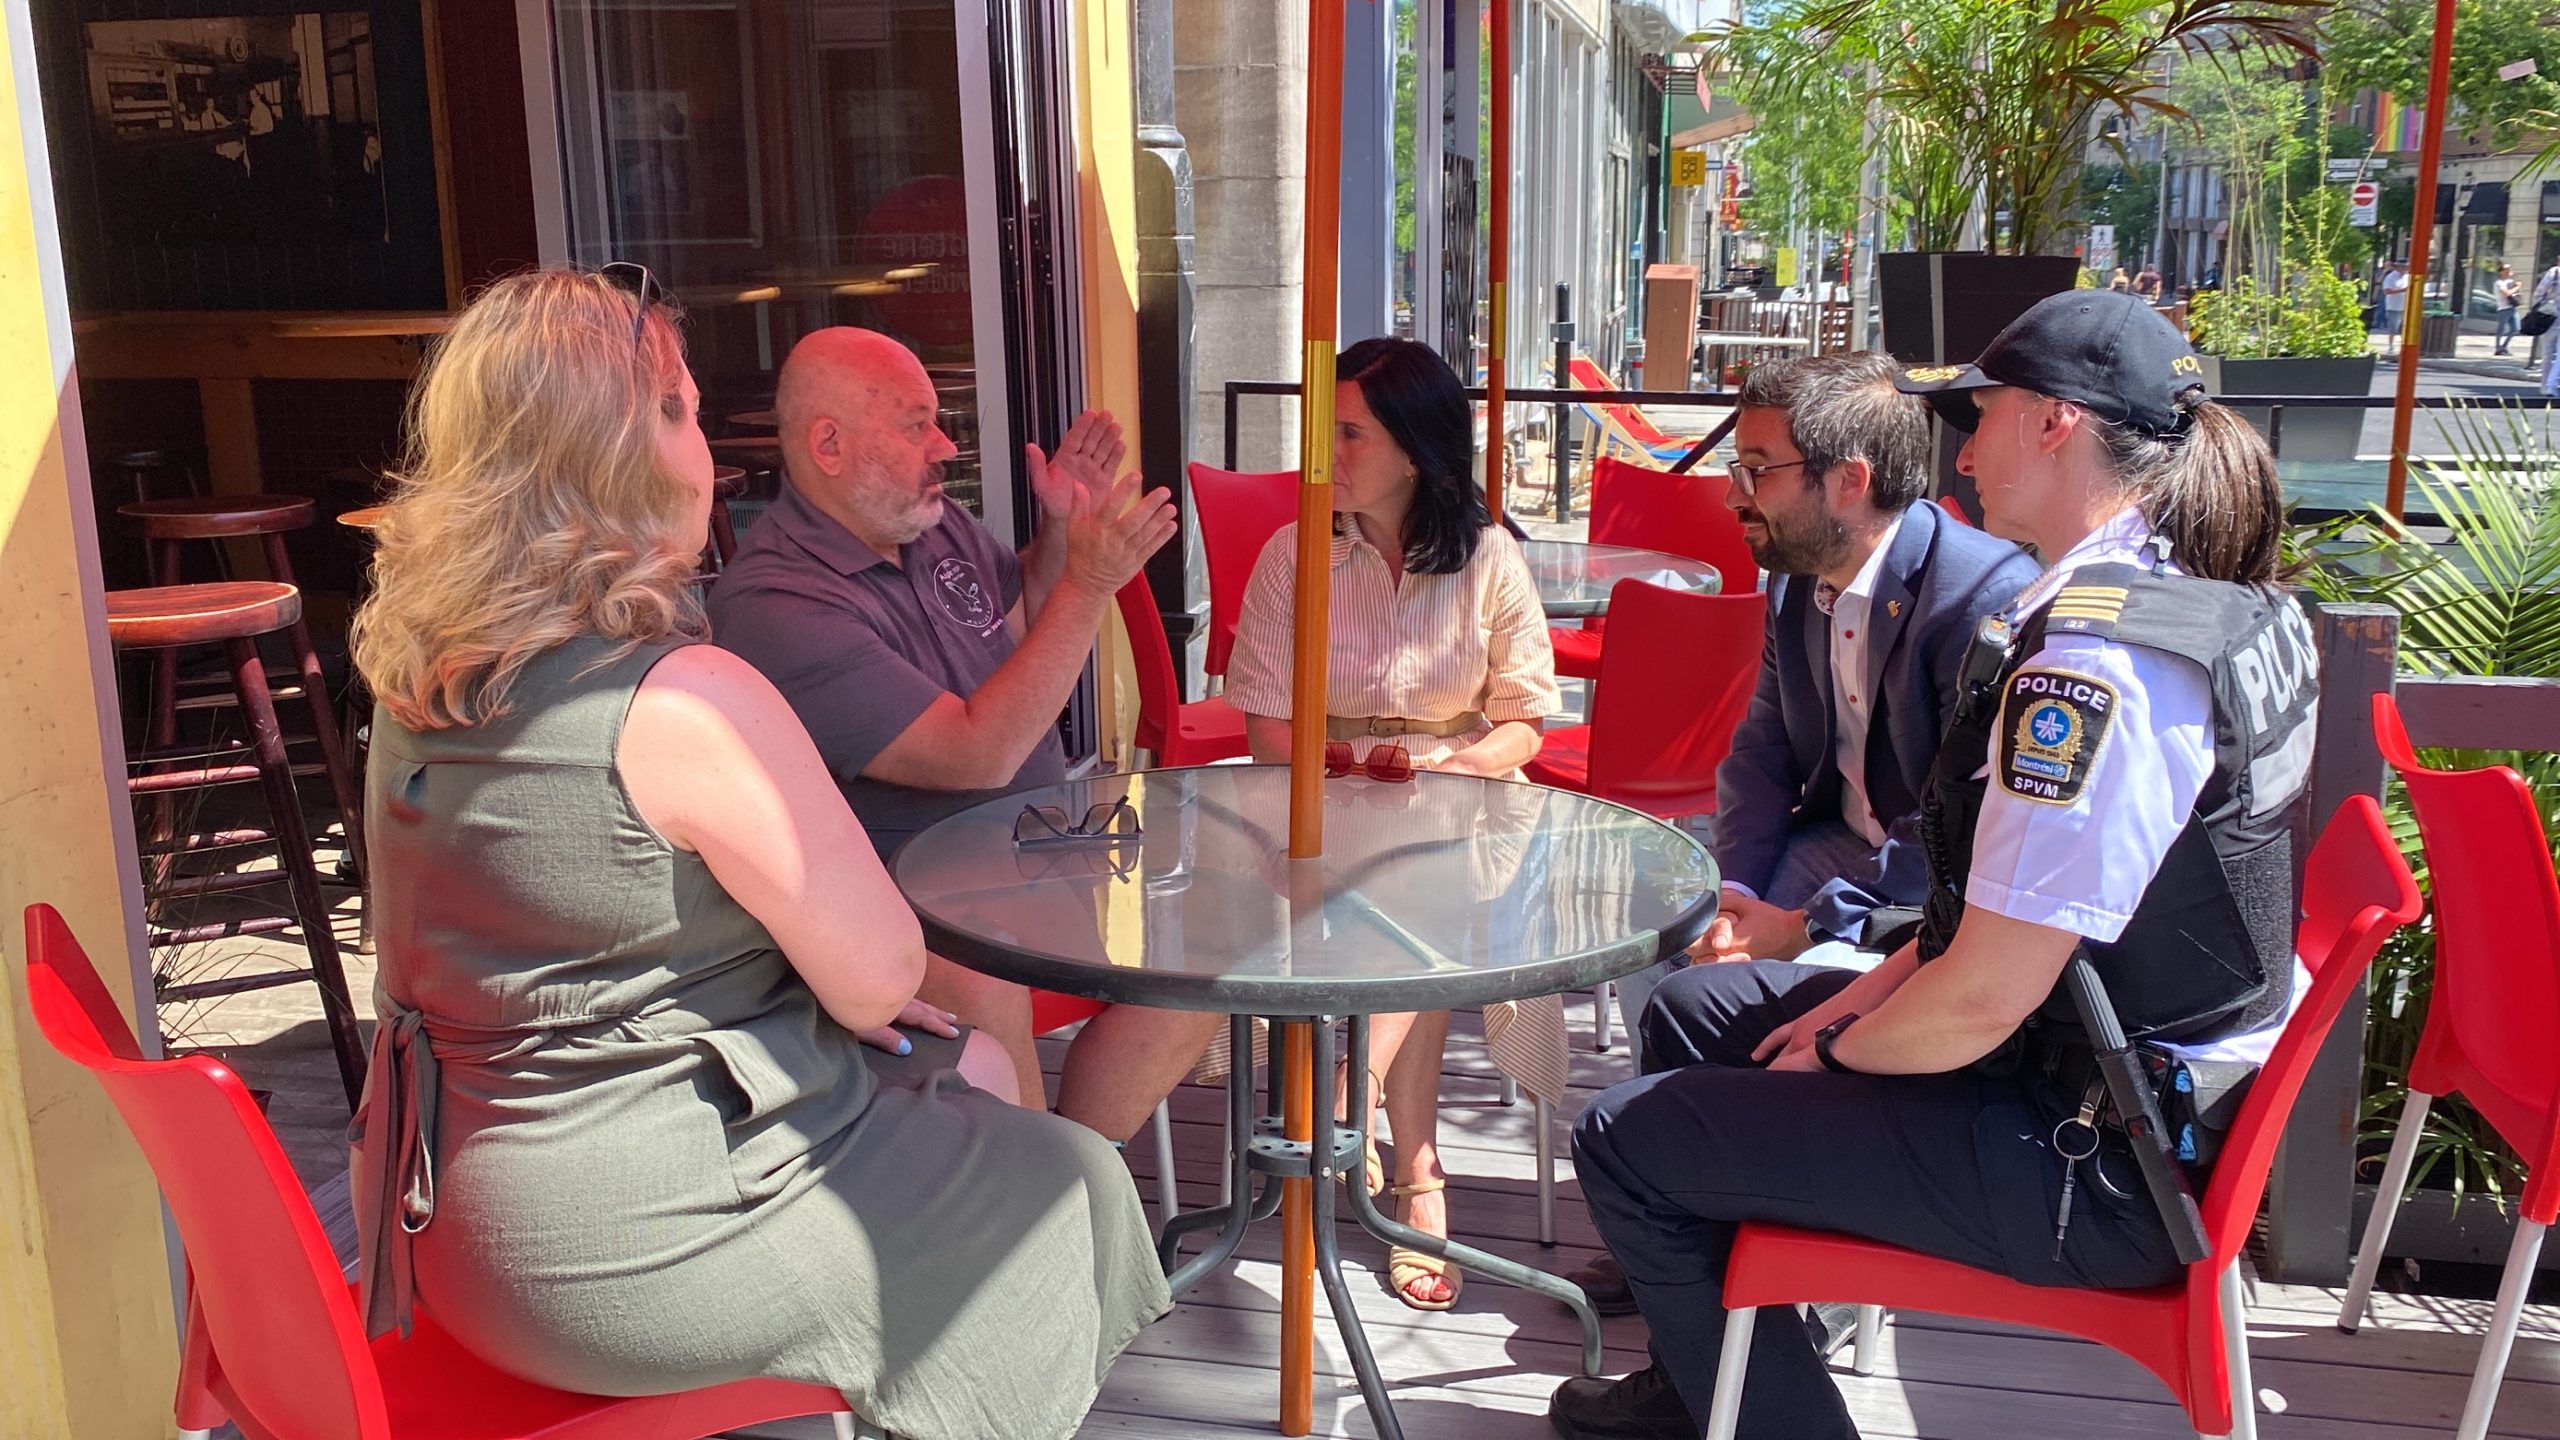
897, 1037, 913, 1055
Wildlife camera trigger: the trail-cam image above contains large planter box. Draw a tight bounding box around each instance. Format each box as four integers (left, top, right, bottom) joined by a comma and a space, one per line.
1878, 252, 2083, 514
2205, 355, 2378, 462
2353, 1183, 2560, 1273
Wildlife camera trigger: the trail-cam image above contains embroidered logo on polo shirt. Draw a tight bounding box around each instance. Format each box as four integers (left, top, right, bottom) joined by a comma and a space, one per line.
931, 557, 1002, 635
1996, 667, 2119, 806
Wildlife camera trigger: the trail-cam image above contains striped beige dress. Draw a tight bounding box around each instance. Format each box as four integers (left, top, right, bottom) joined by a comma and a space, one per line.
1223, 519, 1573, 1104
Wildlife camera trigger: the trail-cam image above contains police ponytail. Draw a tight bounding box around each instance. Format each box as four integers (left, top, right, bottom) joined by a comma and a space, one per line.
2087, 397, 2284, 586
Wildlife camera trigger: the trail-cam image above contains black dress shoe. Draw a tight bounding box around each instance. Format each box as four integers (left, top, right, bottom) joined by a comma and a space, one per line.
1548, 1364, 1697, 1439
1563, 1252, 1641, 1317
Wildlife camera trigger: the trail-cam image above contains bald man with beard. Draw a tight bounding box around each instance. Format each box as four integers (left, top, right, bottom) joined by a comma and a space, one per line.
709, 327, 1216, 1142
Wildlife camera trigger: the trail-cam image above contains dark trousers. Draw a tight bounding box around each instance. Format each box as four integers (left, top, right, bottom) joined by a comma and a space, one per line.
1572, 961, 2186, 1439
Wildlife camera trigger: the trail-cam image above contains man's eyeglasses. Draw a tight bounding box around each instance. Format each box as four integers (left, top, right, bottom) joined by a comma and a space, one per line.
598, 261, 663, 354
1323, 740, 1414, 783
1012, 796, 1142, 848
1725, 457, 1811, 499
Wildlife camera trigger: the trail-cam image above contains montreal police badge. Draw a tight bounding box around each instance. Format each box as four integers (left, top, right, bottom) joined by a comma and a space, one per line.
1997, 667, 2119, 805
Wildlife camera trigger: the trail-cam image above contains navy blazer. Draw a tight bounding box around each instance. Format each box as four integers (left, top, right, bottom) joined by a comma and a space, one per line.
1711, 498, 2042, 942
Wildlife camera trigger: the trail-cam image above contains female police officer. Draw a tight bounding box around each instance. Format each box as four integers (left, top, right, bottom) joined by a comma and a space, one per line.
1548, 289, 2317, 1440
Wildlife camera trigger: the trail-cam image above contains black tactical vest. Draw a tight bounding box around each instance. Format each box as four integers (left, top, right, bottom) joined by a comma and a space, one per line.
1915, 559, 2319, 1055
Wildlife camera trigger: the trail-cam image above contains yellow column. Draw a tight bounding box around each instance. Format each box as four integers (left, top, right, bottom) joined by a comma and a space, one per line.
0, 3, 183, 1434
1075, 0, 1143, 763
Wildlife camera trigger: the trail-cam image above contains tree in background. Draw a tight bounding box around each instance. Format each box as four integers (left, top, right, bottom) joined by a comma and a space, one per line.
2082, 160, 2162, 266
2167, 43, 2312, 284
2324, 0, 2560, 151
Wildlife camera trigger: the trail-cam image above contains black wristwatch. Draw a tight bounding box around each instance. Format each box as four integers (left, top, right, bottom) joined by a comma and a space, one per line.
1812, 1014, 1861, 1074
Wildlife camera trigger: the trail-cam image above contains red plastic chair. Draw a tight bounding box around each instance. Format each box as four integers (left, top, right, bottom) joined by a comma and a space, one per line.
1699, 795, 2423, 1440
2340, 694, 2560, 1440
1186, 462, 1296, 680
1937, 492, 1973, 526
1524, 583, 1766, 820
1114, 577, 1248, 766
1550, 457, 1759, 682
16, 903, 873, 1440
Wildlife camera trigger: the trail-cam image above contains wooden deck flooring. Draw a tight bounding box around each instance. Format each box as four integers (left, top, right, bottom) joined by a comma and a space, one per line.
235, 965, 2560, 1440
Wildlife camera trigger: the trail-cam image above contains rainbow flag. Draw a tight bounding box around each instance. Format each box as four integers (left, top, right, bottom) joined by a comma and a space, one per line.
2373, 91, 2427, 153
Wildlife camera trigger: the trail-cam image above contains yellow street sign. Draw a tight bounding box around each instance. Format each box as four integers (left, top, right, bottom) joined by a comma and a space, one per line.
1670, 150, 1708, 187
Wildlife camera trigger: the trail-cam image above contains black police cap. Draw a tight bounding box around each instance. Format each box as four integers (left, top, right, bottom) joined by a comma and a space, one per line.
1891, 289, 2209, 435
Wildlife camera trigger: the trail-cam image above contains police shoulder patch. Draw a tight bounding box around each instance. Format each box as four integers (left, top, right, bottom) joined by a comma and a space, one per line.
1997, 667, 2121, 806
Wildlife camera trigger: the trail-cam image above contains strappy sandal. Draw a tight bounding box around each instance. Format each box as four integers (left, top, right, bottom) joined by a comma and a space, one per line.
1386, 1178, 1461, 1312
1333, 1065, 1387, 1195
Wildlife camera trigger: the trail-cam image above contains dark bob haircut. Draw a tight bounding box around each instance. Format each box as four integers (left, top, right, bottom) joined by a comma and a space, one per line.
1336, 336, 1490, 576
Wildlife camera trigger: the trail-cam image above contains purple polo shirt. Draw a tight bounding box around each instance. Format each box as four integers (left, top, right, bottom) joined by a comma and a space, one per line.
707, 481, 1066, 858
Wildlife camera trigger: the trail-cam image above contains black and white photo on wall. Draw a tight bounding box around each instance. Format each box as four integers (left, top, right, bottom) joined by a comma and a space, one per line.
81, 12, 389, 248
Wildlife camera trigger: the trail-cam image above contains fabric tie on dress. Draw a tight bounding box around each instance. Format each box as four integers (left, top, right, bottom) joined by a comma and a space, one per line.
355, 1001, 547, 1339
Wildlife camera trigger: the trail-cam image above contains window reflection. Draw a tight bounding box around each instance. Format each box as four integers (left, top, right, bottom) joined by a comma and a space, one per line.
555, 0, 988, 515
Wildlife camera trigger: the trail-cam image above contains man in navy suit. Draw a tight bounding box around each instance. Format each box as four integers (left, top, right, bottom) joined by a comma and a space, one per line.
1574, 351, 2038, 1318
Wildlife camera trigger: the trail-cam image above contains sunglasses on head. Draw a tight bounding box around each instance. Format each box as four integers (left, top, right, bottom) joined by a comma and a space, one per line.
598, 261, 663, 354
1324, 740, 1413, 783
1012, 795, 1143, 849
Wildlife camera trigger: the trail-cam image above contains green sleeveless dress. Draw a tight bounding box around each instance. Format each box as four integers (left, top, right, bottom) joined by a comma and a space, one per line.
351, 636, 1167, 1438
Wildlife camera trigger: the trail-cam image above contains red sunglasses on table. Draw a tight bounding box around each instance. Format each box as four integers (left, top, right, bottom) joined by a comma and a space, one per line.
1323, 740, 1414, 783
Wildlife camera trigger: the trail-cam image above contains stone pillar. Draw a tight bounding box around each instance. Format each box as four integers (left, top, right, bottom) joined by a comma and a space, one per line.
1174, 0, 1307, 474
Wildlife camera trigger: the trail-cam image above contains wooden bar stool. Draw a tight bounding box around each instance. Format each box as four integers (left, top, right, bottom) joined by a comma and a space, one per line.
107, 581, 369, 1109
118, 495, 365, 885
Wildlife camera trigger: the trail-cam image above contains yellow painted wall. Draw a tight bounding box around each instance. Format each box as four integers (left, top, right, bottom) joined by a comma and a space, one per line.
1, 4, 183, 1435
1075, 0, 1144, 762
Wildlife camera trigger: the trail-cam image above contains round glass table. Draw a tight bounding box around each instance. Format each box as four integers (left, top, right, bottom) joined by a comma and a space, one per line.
1521, 538, 1723, 618
894, 764, 1717, 1440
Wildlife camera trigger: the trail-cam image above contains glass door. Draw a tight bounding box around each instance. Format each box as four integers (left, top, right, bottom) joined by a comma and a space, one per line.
545, 0, 1083, 543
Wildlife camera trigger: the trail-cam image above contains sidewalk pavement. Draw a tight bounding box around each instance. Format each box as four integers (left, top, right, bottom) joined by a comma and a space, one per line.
2370, 327, 2552, 386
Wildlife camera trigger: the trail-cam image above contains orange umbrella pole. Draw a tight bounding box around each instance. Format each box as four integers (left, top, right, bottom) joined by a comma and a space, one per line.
1290, 0, 1346, 863
1283, 5, 1346, 1433
2386, 0, 2459, 520
1278, 1022, 1317, 1435
1484, 0, 1511, 521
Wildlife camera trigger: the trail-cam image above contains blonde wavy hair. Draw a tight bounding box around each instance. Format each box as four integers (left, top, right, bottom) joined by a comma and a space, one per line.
353, 268, 707, 729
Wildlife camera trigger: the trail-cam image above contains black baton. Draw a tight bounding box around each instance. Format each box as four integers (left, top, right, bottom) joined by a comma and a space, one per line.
2061, 956, 2212, 1265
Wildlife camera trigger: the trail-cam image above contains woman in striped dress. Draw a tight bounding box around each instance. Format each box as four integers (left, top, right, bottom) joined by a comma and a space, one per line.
1224, 336, 1563, 1311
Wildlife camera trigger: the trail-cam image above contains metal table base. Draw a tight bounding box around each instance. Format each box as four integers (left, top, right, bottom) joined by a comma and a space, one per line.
1158, 1014, 1605, 1440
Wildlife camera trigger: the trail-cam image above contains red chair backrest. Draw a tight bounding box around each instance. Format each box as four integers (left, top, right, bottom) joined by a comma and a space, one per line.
1585, 583, 1766, 802
1187, 463, 1296, 678
1567, 357, 1683, 450
2195, 794, 2423, 1261
2373, 692, 2560, 1219
1115, 577, 1181, 759
1937, 493, 1973, 526
20, 903, 391, 1439
1587, 456, 1760, 594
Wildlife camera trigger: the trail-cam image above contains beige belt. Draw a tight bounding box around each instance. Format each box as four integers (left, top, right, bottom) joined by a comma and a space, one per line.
1324, 711, 1484, 741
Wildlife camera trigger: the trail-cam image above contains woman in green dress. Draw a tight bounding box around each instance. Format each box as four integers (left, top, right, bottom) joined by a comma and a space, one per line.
349, 268, 1167, 1439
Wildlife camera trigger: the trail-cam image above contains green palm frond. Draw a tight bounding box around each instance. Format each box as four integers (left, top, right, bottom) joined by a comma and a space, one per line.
2298, 400, 2560, 1210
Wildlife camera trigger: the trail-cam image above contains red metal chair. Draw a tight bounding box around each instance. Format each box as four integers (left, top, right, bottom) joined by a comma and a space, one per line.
1550, 457, 1759, 681
1185, 462, 1296, 681
1699, 795, 2424, 1440
1115, 577, 1248, 767
17, 903, 873, 1440
1524, 583, 1766, 820
2340, 694, 2560, 1440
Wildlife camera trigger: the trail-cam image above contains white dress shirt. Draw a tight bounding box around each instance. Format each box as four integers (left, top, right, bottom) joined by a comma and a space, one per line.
1821, 510, 1907, 848
1964, 505, 2306, 1064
